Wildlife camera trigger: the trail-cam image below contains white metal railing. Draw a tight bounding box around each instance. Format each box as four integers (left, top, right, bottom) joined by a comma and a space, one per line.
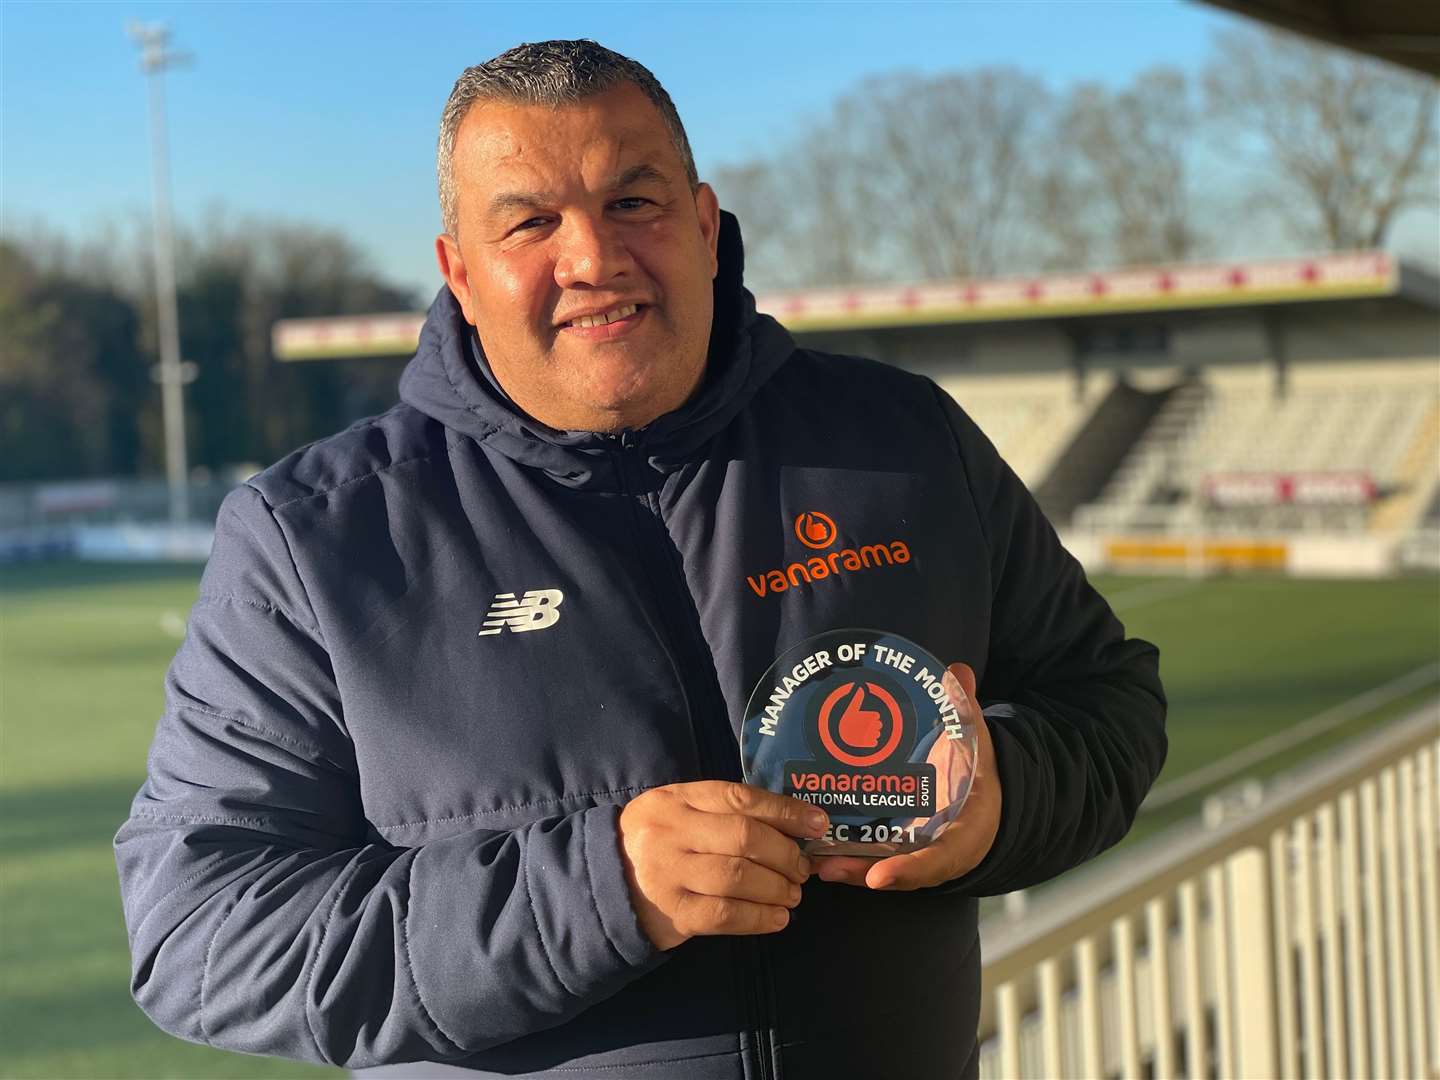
977, 704, 1440, 1079
0, 476, 244, 530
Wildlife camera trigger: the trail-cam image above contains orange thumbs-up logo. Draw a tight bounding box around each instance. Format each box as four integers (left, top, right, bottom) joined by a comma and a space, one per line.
837, 685, 883, 747
794, 511, 837, 550
818, 680, 904, 767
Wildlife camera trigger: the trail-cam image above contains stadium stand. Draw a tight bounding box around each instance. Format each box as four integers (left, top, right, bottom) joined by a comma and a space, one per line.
18, 250, 1417, 572
937, 372, 1105, 489
1072, 374, 1211, 532
1073, 361, 1440, 535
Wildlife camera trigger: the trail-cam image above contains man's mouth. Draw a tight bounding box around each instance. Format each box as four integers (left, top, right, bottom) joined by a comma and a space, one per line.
558, 303, 647, 338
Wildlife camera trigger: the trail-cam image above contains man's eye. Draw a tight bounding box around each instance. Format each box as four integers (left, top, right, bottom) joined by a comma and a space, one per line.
613, 197, 651, 211
514, 217, 547, 232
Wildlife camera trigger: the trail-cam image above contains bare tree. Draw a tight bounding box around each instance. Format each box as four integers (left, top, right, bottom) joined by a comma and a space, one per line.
787, 119, 874, 286
1205, 27, 1438, 250
712, 67, 1049, 287
710, 160, 795, 289
712, 136, 873, 291
1041, 67, 1200, 267
845, 68, 1046, 279
714, 97, 896, 289
1026, 152, 1099, 272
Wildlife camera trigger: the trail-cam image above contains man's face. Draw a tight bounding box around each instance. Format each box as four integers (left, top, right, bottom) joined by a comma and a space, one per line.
436, 82, 720, 434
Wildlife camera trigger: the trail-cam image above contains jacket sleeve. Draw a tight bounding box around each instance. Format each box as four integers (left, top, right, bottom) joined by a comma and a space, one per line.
113, 484, 661, 1068
930, 384, 1168, 896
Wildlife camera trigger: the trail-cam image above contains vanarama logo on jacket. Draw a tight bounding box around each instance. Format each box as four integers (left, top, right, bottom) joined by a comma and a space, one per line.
745, 511, 912, 597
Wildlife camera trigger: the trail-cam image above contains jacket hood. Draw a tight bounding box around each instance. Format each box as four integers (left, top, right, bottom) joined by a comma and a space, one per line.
398, 211, 794, 488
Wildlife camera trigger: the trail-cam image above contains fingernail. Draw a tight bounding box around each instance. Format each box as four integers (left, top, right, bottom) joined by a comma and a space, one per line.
772, 908, 790, 930
789, 884, 803, 905
805, 809, 828, 836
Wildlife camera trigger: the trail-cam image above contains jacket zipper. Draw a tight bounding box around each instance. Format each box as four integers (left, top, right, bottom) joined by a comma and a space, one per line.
609, 430, 737, 778
609, 430, 778, 1080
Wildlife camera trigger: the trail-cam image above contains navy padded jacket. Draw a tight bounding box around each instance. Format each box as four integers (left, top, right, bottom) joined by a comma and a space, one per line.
114, 214, 1166, 1079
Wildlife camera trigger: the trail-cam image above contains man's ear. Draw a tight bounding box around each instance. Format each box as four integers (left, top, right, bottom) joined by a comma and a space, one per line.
694, 182, 721, 279
435, 234, 478, 325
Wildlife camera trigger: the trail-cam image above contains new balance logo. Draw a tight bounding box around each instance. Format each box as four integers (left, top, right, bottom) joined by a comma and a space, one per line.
477, 589, 565, 636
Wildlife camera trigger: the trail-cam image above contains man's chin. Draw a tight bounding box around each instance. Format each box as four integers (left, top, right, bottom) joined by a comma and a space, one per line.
570, 381, 695, 433
535, 346, 704, 430
584, 394, 666, 432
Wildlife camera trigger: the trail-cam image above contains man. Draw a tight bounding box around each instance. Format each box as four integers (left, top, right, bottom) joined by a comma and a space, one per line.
115, 40, 1166, 1080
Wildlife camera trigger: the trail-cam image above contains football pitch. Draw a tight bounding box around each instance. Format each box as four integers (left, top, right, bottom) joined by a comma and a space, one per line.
1, 561, 1437, 1078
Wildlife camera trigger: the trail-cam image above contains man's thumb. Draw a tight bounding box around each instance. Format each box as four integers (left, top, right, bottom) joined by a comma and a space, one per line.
946, 661, 977, 704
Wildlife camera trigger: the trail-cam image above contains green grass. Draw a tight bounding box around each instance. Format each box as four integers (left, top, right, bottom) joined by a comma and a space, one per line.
1097, 573, 1440, 843
0, 562, 337, 1080
1, 562, 1436, 1078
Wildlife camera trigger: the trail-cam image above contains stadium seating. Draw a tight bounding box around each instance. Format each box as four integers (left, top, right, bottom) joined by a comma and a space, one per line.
940, 373, 1108, 489
1083, 375, 1210, 527
1074, 361, 1440, 534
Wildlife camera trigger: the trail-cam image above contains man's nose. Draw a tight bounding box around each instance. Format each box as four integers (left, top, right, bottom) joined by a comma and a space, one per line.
552, 216, 633, 288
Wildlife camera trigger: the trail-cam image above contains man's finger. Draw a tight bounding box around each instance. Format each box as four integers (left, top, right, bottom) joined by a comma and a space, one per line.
681, 781, 829, 839
682, 810, 812, 884
684, 853, 804, 907
814, 855, 875, 887
864, 837, 964, 891
673, 891, 791, 937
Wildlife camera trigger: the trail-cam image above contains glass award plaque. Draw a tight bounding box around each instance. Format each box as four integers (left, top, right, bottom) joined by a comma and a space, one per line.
742, 629, 978, 856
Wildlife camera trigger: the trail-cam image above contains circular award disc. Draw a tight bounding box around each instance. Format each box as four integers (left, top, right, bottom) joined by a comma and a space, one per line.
741, 629, 978, 856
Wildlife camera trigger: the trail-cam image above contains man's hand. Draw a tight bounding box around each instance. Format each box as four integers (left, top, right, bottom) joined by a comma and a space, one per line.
816, 662, 1002, 891
618, 781, 829, 950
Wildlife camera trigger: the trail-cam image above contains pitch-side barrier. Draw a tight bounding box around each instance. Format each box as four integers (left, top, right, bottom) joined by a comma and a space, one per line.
975, 703, 1440, 1079
1060, 528, 1440, 577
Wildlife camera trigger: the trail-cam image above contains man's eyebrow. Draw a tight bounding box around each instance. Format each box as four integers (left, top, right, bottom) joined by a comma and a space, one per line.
487, 191, 549, 217
486, 164, 673, 218
608, 163, 672, 191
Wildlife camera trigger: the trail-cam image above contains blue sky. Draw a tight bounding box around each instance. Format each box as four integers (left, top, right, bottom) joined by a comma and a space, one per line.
4, 1, 1424, 300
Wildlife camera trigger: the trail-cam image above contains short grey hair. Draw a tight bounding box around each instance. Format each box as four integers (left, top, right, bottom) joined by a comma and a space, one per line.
437, 39, 699, 235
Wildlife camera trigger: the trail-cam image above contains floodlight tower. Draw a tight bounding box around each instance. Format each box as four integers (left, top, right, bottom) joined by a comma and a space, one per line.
127, 22, 193, 525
